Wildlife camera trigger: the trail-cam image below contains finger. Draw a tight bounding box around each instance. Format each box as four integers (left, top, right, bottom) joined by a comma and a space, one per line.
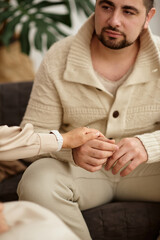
85, 128, 105, 137
120, 159, 142, 177
111, 152, 133, 175
105, 145, 127, 170
89, 148, 115, 159
86, 157, 107, 166
90, 139, 118, 152
83, 131, 101, 142
97, 137, 115, 143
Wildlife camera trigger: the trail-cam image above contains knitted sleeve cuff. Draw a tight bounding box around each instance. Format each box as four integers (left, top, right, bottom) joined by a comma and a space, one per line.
135, 130, 160, 164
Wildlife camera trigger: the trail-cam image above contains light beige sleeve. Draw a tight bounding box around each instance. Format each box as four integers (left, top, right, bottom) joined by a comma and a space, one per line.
136, 130, 160, 163
0, 123, 58, 161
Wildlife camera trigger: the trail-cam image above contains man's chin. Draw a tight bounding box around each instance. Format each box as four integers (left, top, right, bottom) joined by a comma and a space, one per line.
101, 39, 133, 50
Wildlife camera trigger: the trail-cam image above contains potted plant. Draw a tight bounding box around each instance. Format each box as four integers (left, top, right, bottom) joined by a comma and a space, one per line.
0, 0, 94, 55
0, 0, 94, 82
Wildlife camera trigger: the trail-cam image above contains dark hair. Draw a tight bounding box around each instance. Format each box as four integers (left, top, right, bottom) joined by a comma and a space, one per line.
143, 0, 154, 12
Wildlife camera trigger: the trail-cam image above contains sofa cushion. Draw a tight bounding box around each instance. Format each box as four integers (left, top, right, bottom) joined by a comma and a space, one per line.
0, 81, 33, 126
82, 201, 160, 240
0, 172, 23, 202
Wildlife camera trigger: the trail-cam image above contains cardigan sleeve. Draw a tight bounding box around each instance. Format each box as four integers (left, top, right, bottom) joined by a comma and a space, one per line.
20, 56, 74, 164
136, 130, 160, 163
0, 123, 58, 161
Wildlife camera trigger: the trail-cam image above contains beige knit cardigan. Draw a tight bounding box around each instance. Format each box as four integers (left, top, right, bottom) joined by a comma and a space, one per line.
21, 14, 160, 164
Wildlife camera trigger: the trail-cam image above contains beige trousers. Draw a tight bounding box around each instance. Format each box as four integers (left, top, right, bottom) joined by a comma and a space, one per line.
1, 201, 79, 240
17, 158, 160, 240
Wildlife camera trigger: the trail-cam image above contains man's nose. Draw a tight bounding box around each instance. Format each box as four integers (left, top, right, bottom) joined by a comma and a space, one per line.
107, 10, 122, 28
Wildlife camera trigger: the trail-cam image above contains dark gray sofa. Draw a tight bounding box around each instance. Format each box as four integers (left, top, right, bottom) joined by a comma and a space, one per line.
0, 81, 160, 240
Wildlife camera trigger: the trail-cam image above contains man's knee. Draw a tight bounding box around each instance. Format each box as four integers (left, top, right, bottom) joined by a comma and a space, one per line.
17, 158, 72, 202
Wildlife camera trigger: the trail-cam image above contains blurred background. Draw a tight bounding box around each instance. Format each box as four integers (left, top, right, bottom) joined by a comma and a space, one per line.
0, 0, 159, 83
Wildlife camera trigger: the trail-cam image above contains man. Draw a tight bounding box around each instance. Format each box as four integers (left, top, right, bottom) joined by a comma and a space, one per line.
18, 0, 160, 239
0, 124, 103, 239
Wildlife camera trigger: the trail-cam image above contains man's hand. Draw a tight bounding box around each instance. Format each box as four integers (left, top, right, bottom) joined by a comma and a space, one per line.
105, 137, 148, 177
72, 137, 118, 172
0, 203, 9, 234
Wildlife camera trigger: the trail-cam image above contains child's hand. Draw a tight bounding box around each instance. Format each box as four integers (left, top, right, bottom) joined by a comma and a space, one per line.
62, 127, 103, 148
0, 203, 9, 234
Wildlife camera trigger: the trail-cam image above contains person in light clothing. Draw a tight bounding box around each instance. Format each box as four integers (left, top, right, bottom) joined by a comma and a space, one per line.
0, 124, 103, 160
17, 0, 160, 239
0, 124, 105, 239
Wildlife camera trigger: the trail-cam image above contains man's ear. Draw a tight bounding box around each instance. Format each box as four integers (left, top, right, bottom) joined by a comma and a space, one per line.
144, 8, 156, 29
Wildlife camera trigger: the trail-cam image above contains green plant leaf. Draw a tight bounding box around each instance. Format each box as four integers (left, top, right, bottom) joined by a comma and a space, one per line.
34, 29, 43, 51
19, 20, 30, 55
16, 0, 33, 4
46, 30, 57, 49
41, 12, 71, 27
34, 18, 49, 32
0, 2, 10, 9
74, 0, 94, 16
85, 0, 95, 11
64, 0, 70, 10
0, 0, 95, 54
51, 24, 68, 38
1, 14, 23, 45
0, 8, 17, 24
32, 1, 67, 9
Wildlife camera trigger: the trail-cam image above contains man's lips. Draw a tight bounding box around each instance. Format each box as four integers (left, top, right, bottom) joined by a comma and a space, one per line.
105, 30, 122, 38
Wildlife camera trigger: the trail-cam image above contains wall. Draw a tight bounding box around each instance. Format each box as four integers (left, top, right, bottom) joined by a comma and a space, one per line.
150, 0, 160, 35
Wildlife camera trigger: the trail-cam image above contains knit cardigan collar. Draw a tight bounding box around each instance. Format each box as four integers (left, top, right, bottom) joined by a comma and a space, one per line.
64, 14, 160, 90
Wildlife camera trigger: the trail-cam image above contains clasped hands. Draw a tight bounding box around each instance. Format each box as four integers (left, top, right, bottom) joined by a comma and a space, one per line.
72, 135, 148, 177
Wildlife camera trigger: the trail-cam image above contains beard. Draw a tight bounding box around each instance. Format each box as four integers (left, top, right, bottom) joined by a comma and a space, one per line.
96, 26, 141, 50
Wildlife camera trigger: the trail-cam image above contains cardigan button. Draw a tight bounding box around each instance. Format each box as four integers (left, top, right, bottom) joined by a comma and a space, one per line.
113, 111, 119, 118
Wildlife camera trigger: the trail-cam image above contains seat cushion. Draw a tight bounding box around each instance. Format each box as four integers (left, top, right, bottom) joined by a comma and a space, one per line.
0, 172, 23, 202
82, 201, 160, 240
